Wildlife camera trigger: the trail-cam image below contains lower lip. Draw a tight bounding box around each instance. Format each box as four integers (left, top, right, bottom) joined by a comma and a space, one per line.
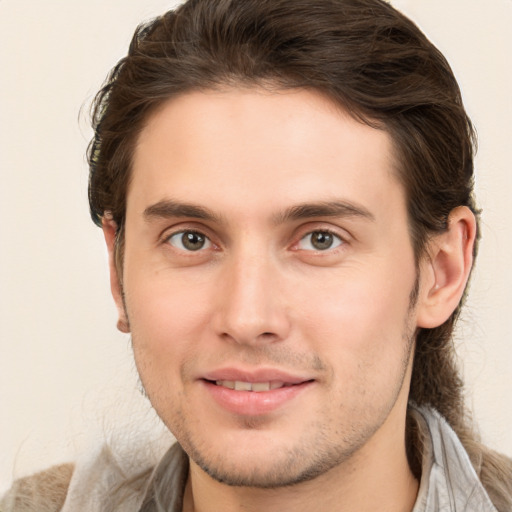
203, 380, 313, 416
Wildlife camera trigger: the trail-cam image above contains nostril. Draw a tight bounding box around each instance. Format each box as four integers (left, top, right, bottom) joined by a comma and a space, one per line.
258, 332, 279, 341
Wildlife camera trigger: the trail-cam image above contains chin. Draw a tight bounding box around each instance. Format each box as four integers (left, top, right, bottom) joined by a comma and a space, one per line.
194, 452, 343, 488
181, 424, 366, 489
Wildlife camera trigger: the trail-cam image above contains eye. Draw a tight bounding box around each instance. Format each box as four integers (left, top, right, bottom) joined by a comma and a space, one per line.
166, 230, 212, 251
297, 230, 343, 251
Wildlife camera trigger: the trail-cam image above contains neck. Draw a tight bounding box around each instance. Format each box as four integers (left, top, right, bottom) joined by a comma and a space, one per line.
182, 405, 419, 512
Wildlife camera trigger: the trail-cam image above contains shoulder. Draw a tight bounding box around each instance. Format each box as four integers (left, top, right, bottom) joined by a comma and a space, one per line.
2, 426, 174, 512
1, 443, 159, 512
0, 463, 74, 512
59, 443, 154, 512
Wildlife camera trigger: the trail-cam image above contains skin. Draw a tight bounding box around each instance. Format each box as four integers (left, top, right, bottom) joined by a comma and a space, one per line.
103, 88, 476, 512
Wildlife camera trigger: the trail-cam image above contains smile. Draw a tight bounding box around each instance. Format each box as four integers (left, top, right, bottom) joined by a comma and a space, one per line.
215, 380, 292, 392
204, 376, 314, 416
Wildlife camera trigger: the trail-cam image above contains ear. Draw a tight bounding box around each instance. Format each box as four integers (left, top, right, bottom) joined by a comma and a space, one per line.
416, 206, 477, 328
102, 215, 130, 333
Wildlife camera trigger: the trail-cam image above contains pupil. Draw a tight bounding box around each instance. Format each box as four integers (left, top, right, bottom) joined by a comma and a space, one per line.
183, 232, 205, 251
312, 232, 333, 250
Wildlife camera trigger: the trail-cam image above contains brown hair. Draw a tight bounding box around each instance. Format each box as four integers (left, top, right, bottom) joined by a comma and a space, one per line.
88, 0, 511, 506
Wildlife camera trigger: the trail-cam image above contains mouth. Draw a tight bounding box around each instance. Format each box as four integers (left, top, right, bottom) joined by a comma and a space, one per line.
201, 372, 315, 415
212, 380, 298, 392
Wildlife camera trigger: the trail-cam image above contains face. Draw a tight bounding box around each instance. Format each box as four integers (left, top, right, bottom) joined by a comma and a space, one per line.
115, 88, 425, 487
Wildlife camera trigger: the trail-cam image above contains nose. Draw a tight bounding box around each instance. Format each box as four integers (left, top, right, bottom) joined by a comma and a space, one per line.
212, 250, 291, 346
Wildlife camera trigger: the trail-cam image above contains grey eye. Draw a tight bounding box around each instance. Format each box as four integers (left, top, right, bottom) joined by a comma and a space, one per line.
167, 231, 211, 251
298, 231, 343, 251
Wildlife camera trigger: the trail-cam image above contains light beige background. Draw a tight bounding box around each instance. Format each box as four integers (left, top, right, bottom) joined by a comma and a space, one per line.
1, 0, 511, 493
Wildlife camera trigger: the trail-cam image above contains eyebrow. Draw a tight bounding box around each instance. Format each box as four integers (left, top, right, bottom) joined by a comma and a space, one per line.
143, 198, 374, 225
273, 200, 375, 224
143, 200, 222, 223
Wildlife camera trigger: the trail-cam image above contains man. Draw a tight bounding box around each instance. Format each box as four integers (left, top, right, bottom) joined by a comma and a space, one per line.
2, 0, 511, 511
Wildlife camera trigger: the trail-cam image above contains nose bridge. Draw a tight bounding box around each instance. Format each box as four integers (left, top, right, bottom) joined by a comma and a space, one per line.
215, 242, 289, 344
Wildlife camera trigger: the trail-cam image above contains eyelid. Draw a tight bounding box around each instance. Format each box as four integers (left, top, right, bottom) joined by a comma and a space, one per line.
160, 223, 218, 251
291, 222, 351, 248
298, 230, 344, 247
166, 230, 212, 251
158, 222, 350, 254
297, 230, 343, 251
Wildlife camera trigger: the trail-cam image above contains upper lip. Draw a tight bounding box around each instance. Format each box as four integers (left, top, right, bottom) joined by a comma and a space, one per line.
201, 367, 313, 384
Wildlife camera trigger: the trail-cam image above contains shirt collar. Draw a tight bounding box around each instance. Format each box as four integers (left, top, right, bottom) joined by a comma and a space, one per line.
410, 404, 497, 512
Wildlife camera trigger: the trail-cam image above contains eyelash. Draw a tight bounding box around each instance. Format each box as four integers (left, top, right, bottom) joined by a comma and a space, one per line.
295, 229, 344, 252
164, 228, 345, 253
165, 230, 212, 252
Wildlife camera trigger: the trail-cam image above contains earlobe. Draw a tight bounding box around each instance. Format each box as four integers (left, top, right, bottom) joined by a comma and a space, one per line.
416, 206, 477, 329
102, 215, 130, 333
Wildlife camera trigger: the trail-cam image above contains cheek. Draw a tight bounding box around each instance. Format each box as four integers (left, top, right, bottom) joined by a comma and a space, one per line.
295, 266, 415, 367
125, 272, 213, 365
301, 278, 415, 417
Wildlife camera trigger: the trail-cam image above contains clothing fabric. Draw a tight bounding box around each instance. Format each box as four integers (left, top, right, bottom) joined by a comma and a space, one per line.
1, 405, 500, 511
409, 407, 498, 511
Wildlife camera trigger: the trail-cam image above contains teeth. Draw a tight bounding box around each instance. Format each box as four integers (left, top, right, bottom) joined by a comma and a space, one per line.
215, 380, 286, 392
218, 380, 235, 390
251, 382, 271, 392
235, 381, 252, 391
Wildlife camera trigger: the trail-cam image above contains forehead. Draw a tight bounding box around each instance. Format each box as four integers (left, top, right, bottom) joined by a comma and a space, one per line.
128, 88, 405, 225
